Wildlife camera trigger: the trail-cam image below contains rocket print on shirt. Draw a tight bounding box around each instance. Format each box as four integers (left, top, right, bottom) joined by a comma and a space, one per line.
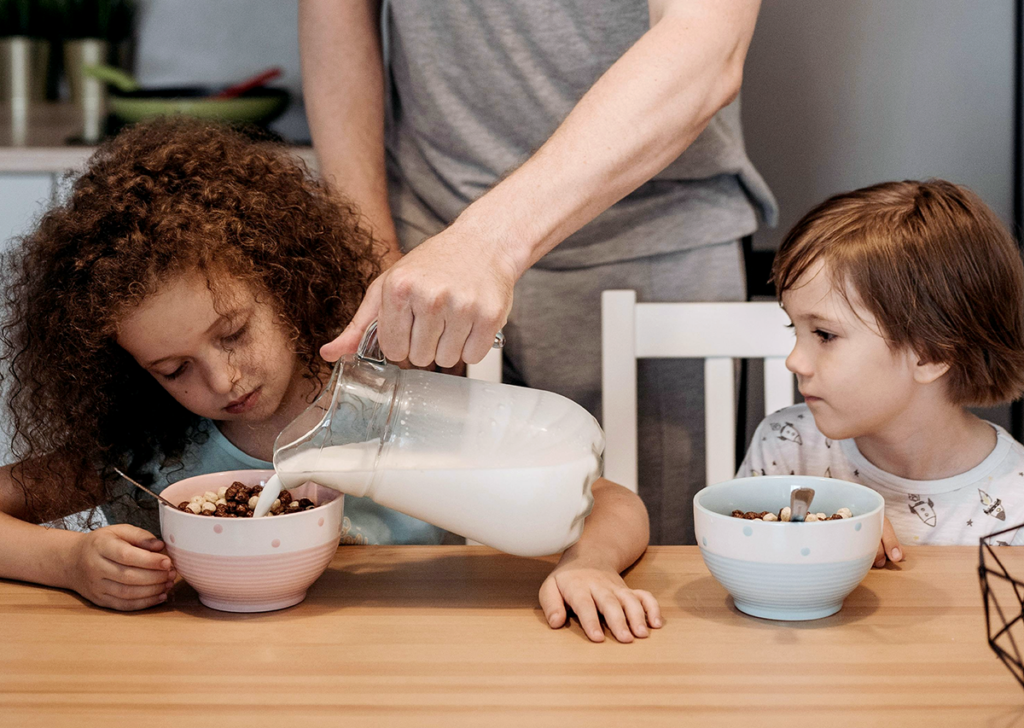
908, 494, 937, 528
770, 422, 803, 445
979, 489, 1006, 521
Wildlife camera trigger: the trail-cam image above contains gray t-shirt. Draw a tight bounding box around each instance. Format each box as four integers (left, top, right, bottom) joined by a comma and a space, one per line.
739, 404, 1024, 546
383, 0, 777, 269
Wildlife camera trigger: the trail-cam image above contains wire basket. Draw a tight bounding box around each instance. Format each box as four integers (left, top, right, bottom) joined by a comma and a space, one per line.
980, 522, 1024, 689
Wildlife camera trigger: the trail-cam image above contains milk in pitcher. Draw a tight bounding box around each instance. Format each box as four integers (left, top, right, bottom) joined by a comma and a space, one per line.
276, 441, 597, 557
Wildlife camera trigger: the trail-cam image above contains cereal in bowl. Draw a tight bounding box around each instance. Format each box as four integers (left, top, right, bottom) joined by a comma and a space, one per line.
176, 481, 316, 517
731, 507, 853, 522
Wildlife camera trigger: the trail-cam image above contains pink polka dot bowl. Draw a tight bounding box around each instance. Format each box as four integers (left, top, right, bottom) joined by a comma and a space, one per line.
158, 469, 344, 613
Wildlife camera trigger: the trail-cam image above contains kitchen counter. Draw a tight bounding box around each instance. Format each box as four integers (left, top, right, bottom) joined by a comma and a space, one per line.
1, 544, 1020, 728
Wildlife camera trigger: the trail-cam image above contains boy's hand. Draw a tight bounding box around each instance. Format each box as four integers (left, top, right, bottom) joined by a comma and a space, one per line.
874, 516, 903, 568
65, 524, 176, 610
539, 564, 663, 644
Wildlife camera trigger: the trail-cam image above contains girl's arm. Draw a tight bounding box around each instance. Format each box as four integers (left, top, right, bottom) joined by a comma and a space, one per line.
0, 470, 79, 586
538, 478, 663, 643
0, 464, 175, 610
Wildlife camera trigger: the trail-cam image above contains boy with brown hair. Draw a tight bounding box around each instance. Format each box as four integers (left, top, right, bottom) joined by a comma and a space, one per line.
739, 180, 1024, 565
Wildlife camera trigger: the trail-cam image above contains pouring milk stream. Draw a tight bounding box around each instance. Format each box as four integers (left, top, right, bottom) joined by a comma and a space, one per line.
253, 323, 603, 557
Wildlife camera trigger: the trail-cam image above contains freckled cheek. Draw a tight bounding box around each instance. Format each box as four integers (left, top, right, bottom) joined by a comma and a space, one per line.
165, 383, 199, 407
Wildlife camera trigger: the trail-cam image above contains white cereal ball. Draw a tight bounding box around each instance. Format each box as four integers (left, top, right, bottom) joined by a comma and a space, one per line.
836, 508, 852, 519
248, 496, 260, 509
217, 486, 228, 497
201, 502, 216, 513
762, 512, 778, 521
805, 513, 819, 522
816, 512, 826, 521
187, 502, 202, 514
216, 498, 227, 506
780, 507, 792, 522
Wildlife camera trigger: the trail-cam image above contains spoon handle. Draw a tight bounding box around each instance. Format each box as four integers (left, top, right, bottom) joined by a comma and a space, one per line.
113, 468, 178, 509
789, 487, 815, 522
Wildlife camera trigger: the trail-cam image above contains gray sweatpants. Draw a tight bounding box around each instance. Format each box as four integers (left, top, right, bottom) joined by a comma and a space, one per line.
501, 242, 746, 545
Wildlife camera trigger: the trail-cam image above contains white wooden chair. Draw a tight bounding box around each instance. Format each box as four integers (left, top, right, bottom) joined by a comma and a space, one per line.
601, 291, 796, 493
465, 347, 503, 383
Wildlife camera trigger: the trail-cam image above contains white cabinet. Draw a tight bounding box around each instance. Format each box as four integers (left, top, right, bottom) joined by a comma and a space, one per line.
0, 173, 55, 253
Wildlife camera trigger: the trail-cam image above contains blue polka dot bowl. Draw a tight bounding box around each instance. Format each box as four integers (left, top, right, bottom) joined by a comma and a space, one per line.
694, 475, 884, 621
159, 469, 344, 613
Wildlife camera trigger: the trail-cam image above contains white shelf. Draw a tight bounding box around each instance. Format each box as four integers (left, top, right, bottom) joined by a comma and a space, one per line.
0, 102, 316, 174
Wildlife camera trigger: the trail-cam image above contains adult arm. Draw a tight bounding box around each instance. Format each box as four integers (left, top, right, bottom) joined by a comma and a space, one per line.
538, 478, 662, 643
322, 0, 762, 367
299, 0, 402, 267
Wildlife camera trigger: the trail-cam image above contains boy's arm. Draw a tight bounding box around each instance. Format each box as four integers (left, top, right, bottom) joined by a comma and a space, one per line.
538, 478, 663, 643
0, 463, 174, 610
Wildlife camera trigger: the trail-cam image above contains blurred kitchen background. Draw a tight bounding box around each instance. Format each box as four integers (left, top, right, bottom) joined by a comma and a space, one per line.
0, 0, 1018, 461
0, 0, 308, 254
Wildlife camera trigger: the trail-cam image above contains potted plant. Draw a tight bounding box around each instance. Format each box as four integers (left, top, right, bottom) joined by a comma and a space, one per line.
0, 0, 56, 103
58, 0, 135, 103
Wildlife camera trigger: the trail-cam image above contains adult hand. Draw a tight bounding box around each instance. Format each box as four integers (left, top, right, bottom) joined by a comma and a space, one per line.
539, 563, 663, 643
65, 524, 176, 610
874, 516, 903, 568
321, 226, 519, 368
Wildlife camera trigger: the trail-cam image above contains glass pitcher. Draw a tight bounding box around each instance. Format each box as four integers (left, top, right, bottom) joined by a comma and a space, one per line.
273, 322, 604, 557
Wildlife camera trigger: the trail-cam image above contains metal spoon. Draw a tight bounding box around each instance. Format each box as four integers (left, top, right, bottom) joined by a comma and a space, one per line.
113, 467, 178, 509
789, 487, 815, 522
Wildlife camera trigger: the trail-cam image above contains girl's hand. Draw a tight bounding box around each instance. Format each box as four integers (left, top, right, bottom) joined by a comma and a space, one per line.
539, 564, 663, 644
65, 524, 176, 610
874, 516, 903, 568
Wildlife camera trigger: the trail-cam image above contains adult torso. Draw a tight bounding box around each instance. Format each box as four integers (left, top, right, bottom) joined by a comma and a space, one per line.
384, 0, 776, 267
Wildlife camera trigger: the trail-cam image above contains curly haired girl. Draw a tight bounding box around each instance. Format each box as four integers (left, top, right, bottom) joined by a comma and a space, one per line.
0, 119, 662, 643
0, 118, 455, 610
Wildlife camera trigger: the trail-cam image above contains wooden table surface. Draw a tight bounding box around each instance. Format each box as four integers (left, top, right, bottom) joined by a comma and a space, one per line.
2, 545, 1023, 728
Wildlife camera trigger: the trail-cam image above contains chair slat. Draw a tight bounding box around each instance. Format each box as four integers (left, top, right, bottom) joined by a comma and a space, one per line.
466, 346, 503, 383
635, 302, 792, 358
602, 291, 640, 492
705, 357, 736, 487
764, 357, 796, 416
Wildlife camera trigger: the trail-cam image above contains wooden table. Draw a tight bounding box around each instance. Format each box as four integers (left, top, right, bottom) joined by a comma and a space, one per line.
2, 545, 1022, 727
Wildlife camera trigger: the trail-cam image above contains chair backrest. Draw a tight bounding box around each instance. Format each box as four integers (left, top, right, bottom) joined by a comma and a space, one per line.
465, 347, 503, 383
601, 290, 795, 493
